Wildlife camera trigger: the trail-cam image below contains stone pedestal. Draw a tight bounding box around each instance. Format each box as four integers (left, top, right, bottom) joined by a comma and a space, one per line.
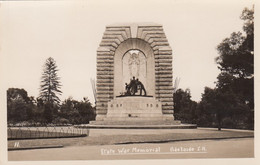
104, 96, 173, 122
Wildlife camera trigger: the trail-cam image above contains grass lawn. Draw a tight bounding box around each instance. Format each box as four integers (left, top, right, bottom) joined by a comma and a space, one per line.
8, 128, 254, 149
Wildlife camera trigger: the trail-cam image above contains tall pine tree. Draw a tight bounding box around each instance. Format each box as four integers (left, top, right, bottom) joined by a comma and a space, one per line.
39, 57, 62, 122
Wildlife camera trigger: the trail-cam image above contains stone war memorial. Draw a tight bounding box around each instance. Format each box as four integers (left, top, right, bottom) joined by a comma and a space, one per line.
92, 23, 194, 128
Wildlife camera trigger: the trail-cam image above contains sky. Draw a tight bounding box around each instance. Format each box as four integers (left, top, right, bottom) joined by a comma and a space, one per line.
0, 0, 255, 104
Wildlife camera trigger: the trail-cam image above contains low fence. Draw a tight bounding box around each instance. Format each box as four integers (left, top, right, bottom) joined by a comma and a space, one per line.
8, 125, 89, 140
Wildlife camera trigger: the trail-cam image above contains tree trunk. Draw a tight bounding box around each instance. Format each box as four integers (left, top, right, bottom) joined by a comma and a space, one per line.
218, 125, 221, 131
217, 114, 222, 131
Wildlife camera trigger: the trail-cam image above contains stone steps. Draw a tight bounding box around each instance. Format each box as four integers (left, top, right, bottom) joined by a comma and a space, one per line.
89, 120, 181, 125
76, 123, 197, 129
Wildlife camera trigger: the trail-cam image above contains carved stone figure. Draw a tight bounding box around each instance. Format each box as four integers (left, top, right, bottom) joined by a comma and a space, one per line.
128, 53, 140, 78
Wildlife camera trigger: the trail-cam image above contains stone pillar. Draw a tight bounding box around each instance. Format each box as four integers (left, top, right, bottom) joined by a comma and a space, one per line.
96, 47, 113, 120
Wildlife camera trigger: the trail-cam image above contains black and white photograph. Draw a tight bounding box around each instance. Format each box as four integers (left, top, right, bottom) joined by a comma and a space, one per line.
0, 0, 258, 164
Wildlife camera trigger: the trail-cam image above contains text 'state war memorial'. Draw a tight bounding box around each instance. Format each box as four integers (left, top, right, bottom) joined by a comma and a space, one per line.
95, 23, 179, 125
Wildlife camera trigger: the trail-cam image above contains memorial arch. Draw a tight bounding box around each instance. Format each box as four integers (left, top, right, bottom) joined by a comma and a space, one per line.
96, 23, 175, 122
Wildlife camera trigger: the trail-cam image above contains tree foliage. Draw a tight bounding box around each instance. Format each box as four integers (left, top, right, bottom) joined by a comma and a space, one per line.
59, 97, 96, 124
198, 86, 252, 130
215, 7, 254, 109
7, 57, 96, 125
7, 88, 96, 125
7, 88, 35, 123
173, 88, 197, 124
216, 7, 253, 78
39, 57, 62, 105
197, 7, 254, 130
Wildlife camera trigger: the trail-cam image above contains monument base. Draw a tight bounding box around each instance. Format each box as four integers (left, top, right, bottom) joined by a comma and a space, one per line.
94, 96, 180, 125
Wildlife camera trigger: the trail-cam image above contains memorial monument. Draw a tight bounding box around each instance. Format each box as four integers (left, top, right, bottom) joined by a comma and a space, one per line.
95, 23, 180, 125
